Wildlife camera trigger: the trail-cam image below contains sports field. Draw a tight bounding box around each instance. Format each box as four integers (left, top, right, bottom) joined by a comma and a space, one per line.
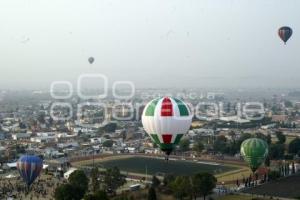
95, 156, 237, 176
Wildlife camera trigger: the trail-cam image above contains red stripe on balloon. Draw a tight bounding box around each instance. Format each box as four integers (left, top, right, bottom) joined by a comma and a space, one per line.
162, 134, 172, 144
161, 97, 173, 116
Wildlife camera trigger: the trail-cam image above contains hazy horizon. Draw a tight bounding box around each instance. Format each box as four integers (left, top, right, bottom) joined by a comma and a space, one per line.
1, 0, 300, 90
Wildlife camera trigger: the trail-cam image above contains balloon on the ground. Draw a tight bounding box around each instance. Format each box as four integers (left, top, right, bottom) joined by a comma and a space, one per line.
88, 57, 94, 64
17, 155, 43, 187
240, 138, 268, 172
142, 97, 192, 156
278, 26, 293, 44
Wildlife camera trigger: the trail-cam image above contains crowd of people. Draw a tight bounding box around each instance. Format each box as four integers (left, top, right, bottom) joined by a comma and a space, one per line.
0, 175, 62, 200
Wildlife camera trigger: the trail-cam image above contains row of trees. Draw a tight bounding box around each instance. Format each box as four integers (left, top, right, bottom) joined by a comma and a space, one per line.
176, 130, 300, 164
152, 172, 217, 200
212, 131, 300, 159
54, 168, 217, 200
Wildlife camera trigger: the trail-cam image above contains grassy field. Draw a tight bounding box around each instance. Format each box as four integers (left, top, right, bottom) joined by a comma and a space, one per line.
95, 156, 237, 176
216, 166, 252, 184
286, 135, 298, 144
72, 155, 246, 184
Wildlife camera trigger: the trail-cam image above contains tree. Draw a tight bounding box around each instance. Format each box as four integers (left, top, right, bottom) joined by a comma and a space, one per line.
193, 140, 204, 154
148, 187, 157, 200
264, 156, 270, 167
68, 170, 89, 199
276, 131, 286, 144
54, 183, 80, 200
151, 176, 161, 188
268, 170, 280, 181
213, 135, 227, 154
19, 122, 26, 129
104, 122, 117, 132
84, 194, 96, 200
37, 112, 45, 124
269, 144, 285, 159
254, 132, 271, 145
103, 140, 114, 148
284, 100, 293, 108
84, 190, 109, 200
104, 167, 126, 193
170, 176, 192, 200
91, 167, 100, 193
288, 138, 300, 155
95, 190, 109, 200
179, 138, 190, 152
192, 173, 217, 200
163, 174, 175, 186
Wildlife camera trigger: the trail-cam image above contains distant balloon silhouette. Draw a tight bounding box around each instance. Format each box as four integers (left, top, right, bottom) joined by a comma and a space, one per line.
17, 155, 43, 188
88, 57, 95, 64
278, 26, 293, 44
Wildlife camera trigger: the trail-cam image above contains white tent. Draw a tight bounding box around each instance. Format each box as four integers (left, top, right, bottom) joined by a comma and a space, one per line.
64, 168, 77, 179
5, 174, 17, 179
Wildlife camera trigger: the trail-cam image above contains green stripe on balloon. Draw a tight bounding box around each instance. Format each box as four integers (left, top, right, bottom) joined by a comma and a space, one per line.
159, 143, 174, 151
145, 98, 159, 116
150, 134, 173, 152
150, 134, 161, 144
174, 134, 184, 145
174, 98, 189, 116
150, 133, 183, 153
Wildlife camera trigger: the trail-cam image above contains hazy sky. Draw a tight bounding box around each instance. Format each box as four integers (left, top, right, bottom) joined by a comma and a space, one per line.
0, 0, 299, 89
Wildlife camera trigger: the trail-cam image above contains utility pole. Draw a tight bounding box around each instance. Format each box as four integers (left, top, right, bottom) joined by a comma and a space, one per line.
145, 165, 148, 184
93, 149, 95, 168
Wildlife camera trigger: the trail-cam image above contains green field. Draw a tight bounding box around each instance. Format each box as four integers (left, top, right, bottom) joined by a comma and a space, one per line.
96, 156, 237, 176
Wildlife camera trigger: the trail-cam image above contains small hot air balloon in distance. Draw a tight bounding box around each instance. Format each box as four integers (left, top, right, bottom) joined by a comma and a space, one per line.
278, 26, 293, 44
142, 97, 192, 160
240, 138, 268, 173
88, 57, 95, 64
17, 155, 43, 189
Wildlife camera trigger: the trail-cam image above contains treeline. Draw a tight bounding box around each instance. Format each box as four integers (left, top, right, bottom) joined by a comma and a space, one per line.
54, 167, 217, 200
212, 131, 300, 160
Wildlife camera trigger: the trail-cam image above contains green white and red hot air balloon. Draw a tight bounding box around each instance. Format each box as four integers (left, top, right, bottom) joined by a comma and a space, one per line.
142, 97, 192, 158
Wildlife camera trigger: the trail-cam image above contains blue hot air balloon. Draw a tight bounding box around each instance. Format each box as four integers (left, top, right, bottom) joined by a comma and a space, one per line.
17, 155, 43, 187
278, 26, 293, 44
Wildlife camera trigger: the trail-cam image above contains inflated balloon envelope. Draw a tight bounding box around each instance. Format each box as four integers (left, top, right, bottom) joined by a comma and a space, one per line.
142, 97, 192, 159
17, 155, 43, 188
240, 138, 268, 173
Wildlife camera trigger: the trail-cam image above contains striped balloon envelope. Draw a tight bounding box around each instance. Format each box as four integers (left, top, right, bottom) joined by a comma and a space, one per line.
240, 138, 268, 172
142, 97, 192, 156
17, 155, 43, 187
